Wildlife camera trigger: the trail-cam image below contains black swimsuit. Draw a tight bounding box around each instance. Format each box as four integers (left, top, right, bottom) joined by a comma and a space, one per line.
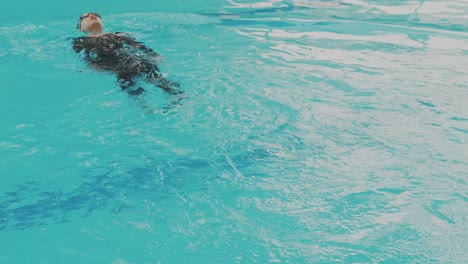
73, 33, 179, 95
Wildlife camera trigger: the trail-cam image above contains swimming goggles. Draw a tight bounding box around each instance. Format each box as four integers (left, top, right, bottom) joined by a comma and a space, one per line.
76, 12, 102, 29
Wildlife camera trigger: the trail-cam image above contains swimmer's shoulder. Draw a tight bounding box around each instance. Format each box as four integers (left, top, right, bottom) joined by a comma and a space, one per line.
112, 32, 138, 41
71, 36, 87, 52
72, 34, 108, 52
114, 32, 132, 37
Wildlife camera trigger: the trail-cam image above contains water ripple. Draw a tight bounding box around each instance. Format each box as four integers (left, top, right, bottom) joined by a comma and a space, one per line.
0, 0, 467, 262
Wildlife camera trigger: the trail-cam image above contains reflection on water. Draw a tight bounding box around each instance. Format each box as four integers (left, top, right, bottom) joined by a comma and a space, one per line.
212, 0, 468, 262
217, 0, 468, 32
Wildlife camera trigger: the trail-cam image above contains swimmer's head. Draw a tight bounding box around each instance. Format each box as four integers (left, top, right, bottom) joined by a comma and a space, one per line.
77, 12, 103, 34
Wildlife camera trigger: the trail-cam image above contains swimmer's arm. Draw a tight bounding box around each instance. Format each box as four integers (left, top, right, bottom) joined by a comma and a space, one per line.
72, 37, 85, 53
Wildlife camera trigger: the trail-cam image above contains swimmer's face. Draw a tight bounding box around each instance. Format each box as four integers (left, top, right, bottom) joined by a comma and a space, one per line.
77, 12, 103, 34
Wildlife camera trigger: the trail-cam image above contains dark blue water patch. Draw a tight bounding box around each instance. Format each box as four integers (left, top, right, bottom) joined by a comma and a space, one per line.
408, 32, 430, 44
328, 15, 468, 33
425, 200, 456, 224
344, 190, 386, 204
218, 19, 294, 28
450, 116, 468, 122
416, 100, 436, 108
377, 188, 406, 195
450, 126, 468, 135
0, 163, 178, 231
228, 148, 274, 165
376, 225, 434, 263
456, 192, 468, 202
202, 3, 350, 31
347, 41, 422, 53
378, 224, 423, 244
316, 227, 431, 263
412, 21, 468, 33
327, 79, 357, 93
347, 91, 377, 97
448, 137, 463, 144
351, 103, 379, 111
202, 3, 315, 18
0, 146, 274, 231
329, 190, 391, 217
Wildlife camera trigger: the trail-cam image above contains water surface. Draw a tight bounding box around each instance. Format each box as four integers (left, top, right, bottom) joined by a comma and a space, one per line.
1, 0, 467, 263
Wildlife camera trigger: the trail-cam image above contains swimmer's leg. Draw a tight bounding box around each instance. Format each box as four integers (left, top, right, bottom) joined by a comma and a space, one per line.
128, 87, 145, 96
146, 71, 183, 95
116, 75, 145, 96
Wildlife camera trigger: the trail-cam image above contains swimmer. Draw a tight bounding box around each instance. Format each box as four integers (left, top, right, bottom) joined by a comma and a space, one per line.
72, 12, 181, 96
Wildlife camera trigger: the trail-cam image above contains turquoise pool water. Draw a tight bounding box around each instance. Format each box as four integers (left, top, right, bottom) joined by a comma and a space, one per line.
1, 0, 467, 263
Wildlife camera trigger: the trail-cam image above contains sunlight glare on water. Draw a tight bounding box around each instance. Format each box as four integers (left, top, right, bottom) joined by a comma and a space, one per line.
0, 0, 467, 263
